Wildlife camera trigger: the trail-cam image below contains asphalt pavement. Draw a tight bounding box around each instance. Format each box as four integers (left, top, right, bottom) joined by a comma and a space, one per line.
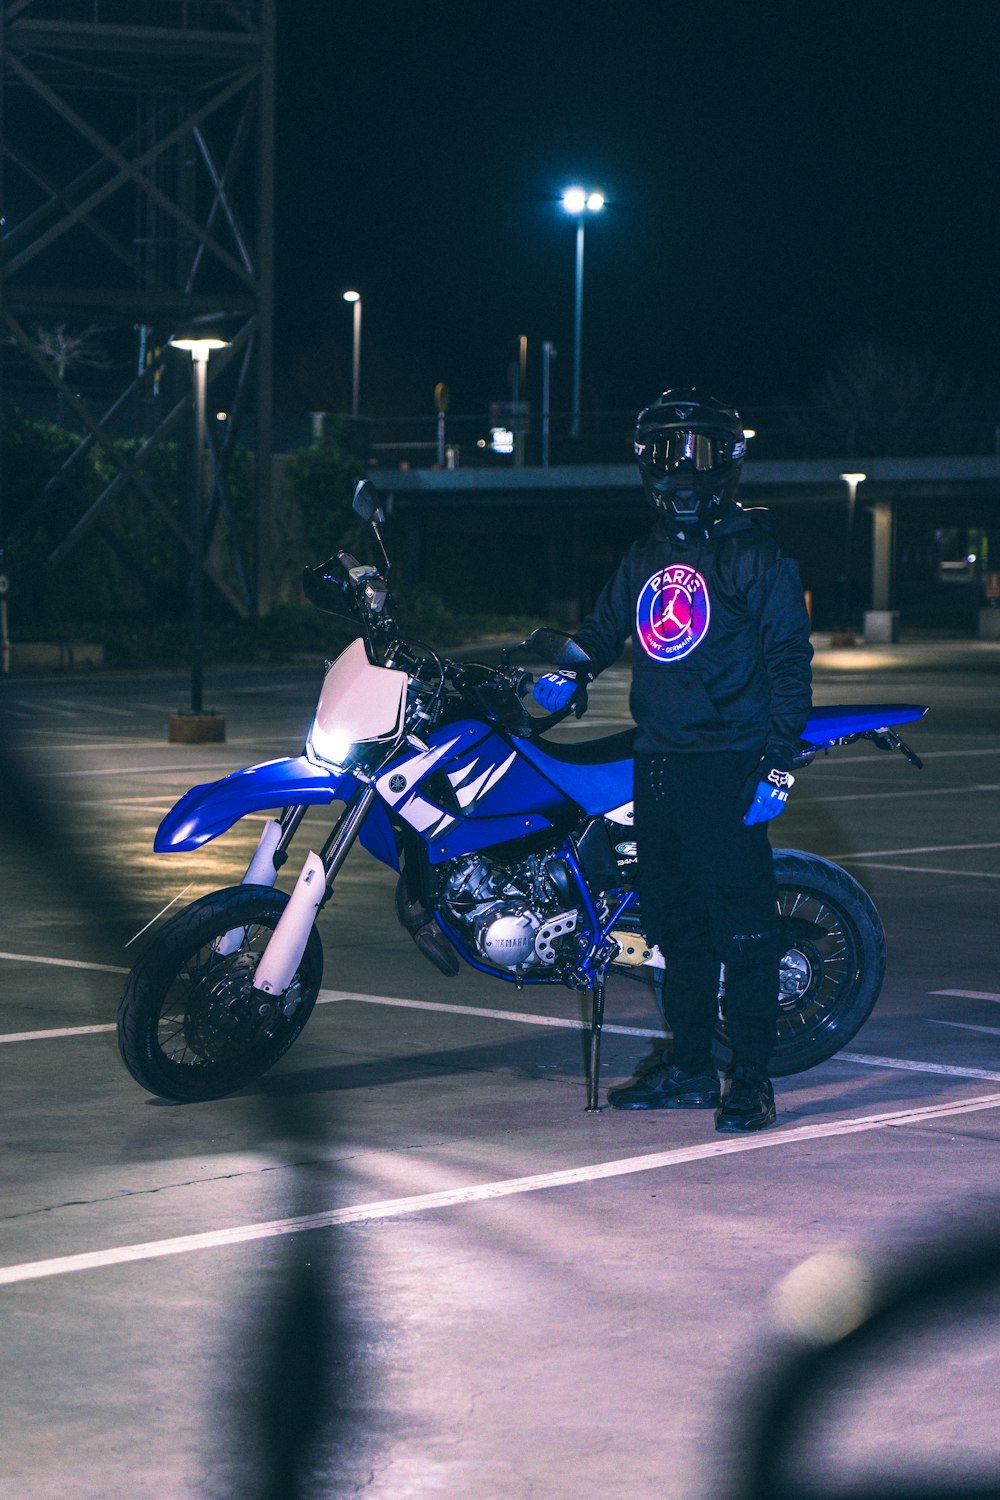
1, 635, 999, 1499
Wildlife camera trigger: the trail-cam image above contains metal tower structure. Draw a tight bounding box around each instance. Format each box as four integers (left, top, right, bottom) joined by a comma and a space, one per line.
0, 0, 275, 617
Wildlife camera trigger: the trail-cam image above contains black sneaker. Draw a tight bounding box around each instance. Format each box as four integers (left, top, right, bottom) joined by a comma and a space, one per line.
607, 1057, 721, 1111
714, 1067, 777, 1133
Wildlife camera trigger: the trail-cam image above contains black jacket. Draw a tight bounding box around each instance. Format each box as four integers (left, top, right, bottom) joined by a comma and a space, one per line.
573, 506, 813, 762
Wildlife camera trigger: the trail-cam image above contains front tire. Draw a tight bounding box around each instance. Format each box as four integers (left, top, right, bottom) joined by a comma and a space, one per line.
118, 885, 323, 1102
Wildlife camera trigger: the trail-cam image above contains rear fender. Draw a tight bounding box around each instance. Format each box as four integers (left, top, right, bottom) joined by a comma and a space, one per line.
800, 703, 927, 748
155, 754, 359, 853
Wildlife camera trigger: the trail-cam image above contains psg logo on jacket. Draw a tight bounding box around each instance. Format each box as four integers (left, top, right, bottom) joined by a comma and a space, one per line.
635, 565, 711, 663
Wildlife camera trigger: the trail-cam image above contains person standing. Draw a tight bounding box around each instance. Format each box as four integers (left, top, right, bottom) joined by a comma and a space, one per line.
534, 390, 813, 1131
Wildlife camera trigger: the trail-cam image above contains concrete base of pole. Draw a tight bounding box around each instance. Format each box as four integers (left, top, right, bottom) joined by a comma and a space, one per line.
979, 608, 1000, 640
863, 610, 900, 643
168, 712, 226, 744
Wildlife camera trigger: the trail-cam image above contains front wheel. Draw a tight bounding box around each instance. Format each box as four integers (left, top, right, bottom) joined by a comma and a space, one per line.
117, 885, 323, 1102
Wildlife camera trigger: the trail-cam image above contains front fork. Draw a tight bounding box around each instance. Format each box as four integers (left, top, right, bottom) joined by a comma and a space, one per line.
212, 803, 307, 956
220, 782, 378, 997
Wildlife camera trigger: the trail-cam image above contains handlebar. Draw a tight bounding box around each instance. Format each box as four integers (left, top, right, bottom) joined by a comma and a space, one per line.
516, 679, 589, 738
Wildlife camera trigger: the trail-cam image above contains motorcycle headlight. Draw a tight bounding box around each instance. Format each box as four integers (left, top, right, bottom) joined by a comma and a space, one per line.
305, 719, 355, 770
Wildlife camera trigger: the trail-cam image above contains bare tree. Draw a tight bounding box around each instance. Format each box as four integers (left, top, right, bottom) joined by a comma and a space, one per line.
813, 341, 973, 456
3, 322, 115, 425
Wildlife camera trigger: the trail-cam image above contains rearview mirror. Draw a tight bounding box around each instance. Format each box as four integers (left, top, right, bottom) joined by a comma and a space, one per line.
523, 626, 593, 668
352, 478, 384, 525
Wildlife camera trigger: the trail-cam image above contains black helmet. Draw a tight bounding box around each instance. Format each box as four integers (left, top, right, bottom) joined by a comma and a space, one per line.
634, 388, 746, 538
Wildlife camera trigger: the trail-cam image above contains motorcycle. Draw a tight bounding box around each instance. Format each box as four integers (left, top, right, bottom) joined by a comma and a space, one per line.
118, 479, 927, 1110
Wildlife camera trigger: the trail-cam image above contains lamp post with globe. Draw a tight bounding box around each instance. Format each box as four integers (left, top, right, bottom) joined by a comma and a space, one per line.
561, 187, 604, 438
167, 332, 229, 742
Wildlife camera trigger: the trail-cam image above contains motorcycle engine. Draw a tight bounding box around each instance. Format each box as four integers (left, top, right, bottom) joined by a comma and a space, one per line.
440, 852, 581, 973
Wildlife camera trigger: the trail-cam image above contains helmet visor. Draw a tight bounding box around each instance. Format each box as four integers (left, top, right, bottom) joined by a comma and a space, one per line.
635, 429, 744, 473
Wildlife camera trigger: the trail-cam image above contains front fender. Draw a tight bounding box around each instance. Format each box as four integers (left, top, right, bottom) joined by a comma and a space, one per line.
154, 755, 358, 853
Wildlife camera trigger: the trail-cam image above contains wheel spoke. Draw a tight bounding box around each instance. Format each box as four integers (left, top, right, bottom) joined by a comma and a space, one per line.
118, 889, 323, 1101
774, 887, 860, 1039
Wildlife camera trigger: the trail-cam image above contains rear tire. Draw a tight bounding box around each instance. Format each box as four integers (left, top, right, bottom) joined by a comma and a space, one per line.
752, 850, 886, 1077
607, 851, 886, 1078
117, 885, 323, 1102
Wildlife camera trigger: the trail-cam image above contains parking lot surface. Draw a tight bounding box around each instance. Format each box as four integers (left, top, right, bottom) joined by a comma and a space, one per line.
2, 637, 1000, 1499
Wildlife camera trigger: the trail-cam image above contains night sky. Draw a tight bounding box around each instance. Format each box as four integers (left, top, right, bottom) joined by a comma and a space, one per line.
272, 2, 1000, 424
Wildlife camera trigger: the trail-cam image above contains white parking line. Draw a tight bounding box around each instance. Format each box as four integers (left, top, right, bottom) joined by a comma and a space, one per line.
828, 842, 1000, 860
12, 701, 81, 719
928, 1020, 1000, 1039
793, 748, 999, 767
2, 1090, 1000, 1287
835, 862, 1000, 879
847, 748, 1000, 762
14, 736, 294, 754
933, 989, 1000, 1002
836, 1050, 1000, 1083
0, 1024, 115, 1044
802, 785, 1000, 805
0, 951, 129, 974
48, 699, 136, 718
3, 960, 1000, 1086
316, 990, 662, 1039
33, 762, 233, 779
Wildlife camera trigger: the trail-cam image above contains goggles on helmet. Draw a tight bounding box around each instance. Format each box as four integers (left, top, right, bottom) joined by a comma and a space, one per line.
635, 429, 745, 473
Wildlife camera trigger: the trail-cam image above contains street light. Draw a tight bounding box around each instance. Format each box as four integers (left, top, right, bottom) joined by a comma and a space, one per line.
167, 333, 229, 743
838, 471, 867, 640
343, 289, 362, 418
561, 186, 604, 437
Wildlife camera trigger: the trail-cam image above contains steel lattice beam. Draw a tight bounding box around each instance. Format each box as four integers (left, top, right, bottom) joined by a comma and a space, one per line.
0, 0, 276, 619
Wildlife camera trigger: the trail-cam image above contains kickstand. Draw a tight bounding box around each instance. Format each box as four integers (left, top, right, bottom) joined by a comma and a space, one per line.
585, 971, 607, 1112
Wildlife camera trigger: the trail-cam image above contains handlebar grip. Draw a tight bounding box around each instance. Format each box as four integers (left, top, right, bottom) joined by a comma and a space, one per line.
527, 704, 576, 733
523, 680, 589, 735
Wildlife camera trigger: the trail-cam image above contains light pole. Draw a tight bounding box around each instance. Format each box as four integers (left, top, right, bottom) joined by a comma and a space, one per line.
839, 471, 867, 640
343, 289, 362, 418
541, 340, 557, 467
168, 333, 229, 742
561, 187, 604, 437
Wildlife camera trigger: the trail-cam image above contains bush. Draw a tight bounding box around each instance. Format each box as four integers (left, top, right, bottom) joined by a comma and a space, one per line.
1, 413, 536, 661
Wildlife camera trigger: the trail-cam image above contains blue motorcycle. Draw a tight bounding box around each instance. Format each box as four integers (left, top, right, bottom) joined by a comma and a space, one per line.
118, 481, 927, 1107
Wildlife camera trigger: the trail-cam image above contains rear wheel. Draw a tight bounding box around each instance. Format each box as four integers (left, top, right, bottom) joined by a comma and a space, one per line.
117, 885, 323, 1102
755, 850, 885, 1076
607, 851, 886, 1077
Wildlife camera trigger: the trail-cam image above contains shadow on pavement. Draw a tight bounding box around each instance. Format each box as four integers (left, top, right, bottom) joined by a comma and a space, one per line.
728, 1214, 1000, 1500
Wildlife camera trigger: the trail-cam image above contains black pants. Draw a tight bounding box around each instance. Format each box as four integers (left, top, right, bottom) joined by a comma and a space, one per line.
634, 750, 781, 1075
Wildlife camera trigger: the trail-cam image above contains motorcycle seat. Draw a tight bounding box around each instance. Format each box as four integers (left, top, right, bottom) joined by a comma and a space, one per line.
520, 727, 636, 765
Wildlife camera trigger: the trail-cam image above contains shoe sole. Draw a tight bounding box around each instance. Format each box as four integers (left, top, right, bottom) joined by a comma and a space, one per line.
714, 1105, 777, 1133
609, 1092, 721, 1111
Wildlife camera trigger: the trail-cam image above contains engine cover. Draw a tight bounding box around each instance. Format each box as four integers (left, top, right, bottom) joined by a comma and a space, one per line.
440, 852, 583, 974
476, 903, 541, 969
